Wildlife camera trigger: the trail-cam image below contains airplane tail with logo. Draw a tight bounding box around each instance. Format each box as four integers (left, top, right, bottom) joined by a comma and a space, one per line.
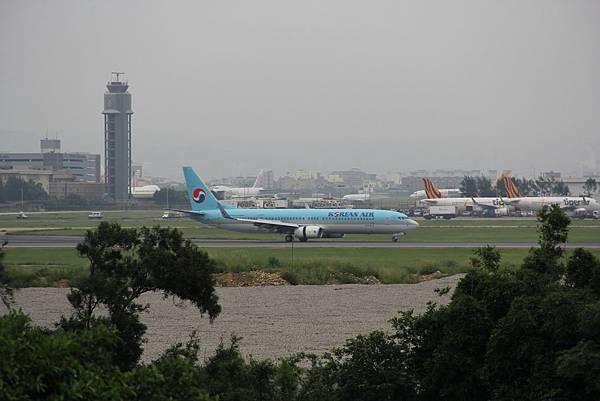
503, 176, 521, 198
182, 166, 222, 212
253, 169, 265, 188
423, 177, 442, 199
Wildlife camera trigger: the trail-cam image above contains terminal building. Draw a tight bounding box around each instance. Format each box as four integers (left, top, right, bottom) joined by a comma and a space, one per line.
0, 138, 101, 183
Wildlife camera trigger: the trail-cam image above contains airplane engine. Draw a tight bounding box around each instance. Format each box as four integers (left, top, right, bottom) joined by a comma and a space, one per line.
294, 226, 322, 240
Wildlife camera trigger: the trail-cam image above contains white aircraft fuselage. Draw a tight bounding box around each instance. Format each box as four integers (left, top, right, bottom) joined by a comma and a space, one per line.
506, 196, 599, 212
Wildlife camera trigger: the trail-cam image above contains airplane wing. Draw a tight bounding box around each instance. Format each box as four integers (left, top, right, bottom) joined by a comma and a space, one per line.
420, 199, 439, 205
233, 217, 299, 233
471, 198, 504, 209
170, 209, 206, 216
217, 203, 299, 233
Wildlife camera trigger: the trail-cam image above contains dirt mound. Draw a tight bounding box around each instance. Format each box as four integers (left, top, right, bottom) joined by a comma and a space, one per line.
412, 270, 447, 282
213, 271, 382, 287
214, 271, 288, 287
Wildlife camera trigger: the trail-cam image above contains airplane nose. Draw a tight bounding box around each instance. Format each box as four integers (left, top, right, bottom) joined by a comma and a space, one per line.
407, 219, 419, 228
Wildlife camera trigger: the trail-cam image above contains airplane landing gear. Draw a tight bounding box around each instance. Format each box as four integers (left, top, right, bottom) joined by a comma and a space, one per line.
392, 232, 406, 242
285, 234, 293, 242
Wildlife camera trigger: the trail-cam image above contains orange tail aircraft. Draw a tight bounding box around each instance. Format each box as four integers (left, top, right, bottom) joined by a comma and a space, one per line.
422, 177, 443, 199
503, 176, 521, 199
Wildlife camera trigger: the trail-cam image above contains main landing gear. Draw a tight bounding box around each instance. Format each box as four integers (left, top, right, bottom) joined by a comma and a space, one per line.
392, 232, 406, 242
285, 234, 308, 242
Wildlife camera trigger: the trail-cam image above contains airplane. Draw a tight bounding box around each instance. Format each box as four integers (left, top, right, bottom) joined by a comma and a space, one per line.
210, 170, 264, 198
131, 184, 161, 199
502, 176, 599, 215
343, 185, 373, 202
342, 193, 371, 202
419, 178, 509, 212
409, 188, 462, 200
179, 167, 418, 242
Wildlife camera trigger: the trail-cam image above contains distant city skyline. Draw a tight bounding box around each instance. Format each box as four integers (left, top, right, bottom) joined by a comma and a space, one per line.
1, 1, 599, 180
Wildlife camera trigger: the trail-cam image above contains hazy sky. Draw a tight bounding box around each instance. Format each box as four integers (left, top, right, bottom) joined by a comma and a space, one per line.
1, 0, 599, 180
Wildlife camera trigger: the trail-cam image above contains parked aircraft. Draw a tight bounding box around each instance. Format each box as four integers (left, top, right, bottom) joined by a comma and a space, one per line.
409, 188, 461, 200
343, 185, 374, 202
210, 170, 264, 198
420, 178, 508, 212
131, 184, 161, 199
503, 177, 599, 215
179, 167, 418, 242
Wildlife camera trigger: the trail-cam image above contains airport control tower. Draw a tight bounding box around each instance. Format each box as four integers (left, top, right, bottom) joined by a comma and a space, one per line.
102, 72, 133, 201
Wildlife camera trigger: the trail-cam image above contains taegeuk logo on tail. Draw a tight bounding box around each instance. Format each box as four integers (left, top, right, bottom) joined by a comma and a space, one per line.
192, 188, 206, 203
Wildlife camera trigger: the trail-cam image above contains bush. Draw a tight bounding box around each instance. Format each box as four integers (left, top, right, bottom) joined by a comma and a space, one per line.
268, 256, 282, 268
418, 264, 439, 276
281, 271, 299, 285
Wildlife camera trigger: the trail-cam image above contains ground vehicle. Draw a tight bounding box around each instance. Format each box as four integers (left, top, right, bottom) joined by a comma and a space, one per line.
16, 211, 28, 219
593, 210, 600, 220
88, 211, 103, 219
424, 205, 456, 220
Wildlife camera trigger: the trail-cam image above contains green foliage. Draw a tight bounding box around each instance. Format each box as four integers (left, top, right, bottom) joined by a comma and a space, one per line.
42, 193, 107, 210
5, 207, 600, 400
152, 188, 188, 207
0, 176, 48, 203
0, 310, 126, 400
583, 178, 598, 196
565, 248, 600, 295
522, 204, 570, 280
418, 264, 439, 275
280, 270, 299, 285
0, 241, 14, 309
473, 245, 501, 272
267, 256, 281, 268
63, 222, 221, 369
460, 176, 496, 197
460, 176, 479, 197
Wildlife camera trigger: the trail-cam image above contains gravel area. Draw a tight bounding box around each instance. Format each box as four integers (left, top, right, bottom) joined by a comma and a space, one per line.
2, 275, 461, 361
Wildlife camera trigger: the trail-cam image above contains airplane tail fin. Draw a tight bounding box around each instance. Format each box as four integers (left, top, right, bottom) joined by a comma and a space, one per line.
182, 167, 221, 212
503, 176, 521, 198
423, 177, 442, 199
253, 170, 265, 188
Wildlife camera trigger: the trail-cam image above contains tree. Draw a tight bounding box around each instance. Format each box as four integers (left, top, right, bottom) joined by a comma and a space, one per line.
521, 204, 570, 280
0, 241, 14, 309
460, 176, 478, 197
62, 222, 221, 370
152, 187, 188, 207
552, 180, 570, 196
471, 246, 501, 273
476, 177, 495, 197
583, 178, 598, 196
0, 310, 126, 400
0, 176, 48, 202
513, 177, 535, 196
565, 248, 600, 295
535, 176, 553, 195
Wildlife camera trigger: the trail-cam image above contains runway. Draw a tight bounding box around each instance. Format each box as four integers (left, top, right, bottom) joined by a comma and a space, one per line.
3, 235, 599, 249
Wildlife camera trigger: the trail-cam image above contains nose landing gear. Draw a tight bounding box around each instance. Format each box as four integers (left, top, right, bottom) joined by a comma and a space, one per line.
392, 232, 406, 242
285, 234, 293, 242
